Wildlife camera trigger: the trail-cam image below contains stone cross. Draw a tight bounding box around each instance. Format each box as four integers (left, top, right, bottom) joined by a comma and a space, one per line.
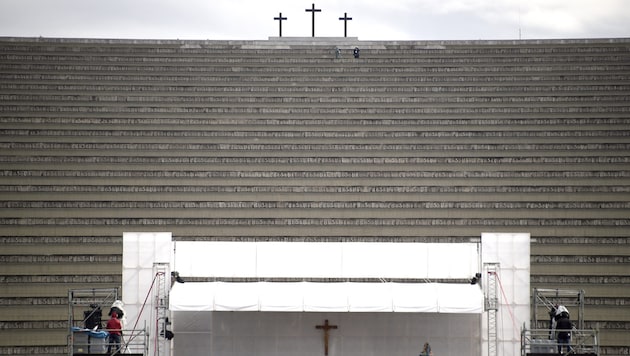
305, 3, 322, 37
315, 319, 338, 355
338, 12, 353, 37
274, 12, 288, 37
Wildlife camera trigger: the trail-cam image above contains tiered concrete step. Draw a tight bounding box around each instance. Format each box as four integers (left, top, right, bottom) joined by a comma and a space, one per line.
0, 37, 629, 355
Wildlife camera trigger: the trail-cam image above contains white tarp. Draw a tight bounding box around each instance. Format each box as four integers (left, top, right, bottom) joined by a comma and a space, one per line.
122, 232, 173, 356
169, 281, 484, 313
481, 232, 531, 356
174, 241, 480, 279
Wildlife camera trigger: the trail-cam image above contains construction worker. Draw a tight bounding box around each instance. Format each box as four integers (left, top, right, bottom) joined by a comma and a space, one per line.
106, 311, 122, 355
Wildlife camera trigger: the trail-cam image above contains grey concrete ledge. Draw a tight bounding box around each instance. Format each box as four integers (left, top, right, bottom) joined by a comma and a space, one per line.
1, 36, 629, 47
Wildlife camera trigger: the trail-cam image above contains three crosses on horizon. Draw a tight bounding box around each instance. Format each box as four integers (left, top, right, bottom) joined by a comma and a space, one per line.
274, 3, 353, 37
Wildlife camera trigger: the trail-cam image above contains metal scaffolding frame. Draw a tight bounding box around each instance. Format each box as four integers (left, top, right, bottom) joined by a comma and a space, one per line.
532, 288, 585, 330
67, 288, 119, 356
484, 262, 500, 356
152, 262, 171, 356
521, 288, 597, 356
67, 288, 147, 355
521, 327, 599, 356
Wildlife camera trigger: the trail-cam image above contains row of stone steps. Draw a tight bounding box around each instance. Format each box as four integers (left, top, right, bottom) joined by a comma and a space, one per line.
2, 63, 627, 73
3, 116, 628, 126
3, 85, 630, 97
3, 97, 628, 109
3, 75, 627, 88
3, 62, 628, 72
2, 42, 627, 57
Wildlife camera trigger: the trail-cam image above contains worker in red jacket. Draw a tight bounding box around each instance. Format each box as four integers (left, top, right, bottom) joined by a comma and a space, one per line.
106, 311, 122, 354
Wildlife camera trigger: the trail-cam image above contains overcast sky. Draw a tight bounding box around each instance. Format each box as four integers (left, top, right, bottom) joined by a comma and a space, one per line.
0, 0, 628, 41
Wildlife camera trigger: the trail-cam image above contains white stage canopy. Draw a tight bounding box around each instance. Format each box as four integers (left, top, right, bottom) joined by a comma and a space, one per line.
122, 234, 529, 356
169, 281, 484, 313
170, 241, 483, 314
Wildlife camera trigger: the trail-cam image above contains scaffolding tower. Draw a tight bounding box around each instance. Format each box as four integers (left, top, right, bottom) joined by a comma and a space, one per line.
152, 262, 171, 356
484, 263, 500, 356
521, 288, 598, 356
67, 288, 119, 356
68, 288, 147, 355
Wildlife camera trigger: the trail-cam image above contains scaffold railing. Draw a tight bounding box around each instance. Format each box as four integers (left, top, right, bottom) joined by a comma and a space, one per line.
70, 327, 148, 355
533, 288, 585, 330
68, 287, 148, 355
521, 327, 598, 356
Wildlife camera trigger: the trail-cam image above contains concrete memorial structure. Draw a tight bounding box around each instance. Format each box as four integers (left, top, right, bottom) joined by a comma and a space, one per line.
0, 36, 629, 355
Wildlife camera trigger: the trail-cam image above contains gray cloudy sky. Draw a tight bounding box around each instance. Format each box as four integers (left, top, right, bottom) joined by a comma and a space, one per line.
0, 0, 628, 41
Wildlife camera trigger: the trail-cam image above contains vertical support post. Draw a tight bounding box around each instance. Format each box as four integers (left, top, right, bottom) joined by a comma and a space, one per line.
68, 290, 73, 356
578, 289, 585, 330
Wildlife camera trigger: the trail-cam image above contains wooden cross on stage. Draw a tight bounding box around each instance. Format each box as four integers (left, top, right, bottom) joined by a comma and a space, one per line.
305, 3, 322, 37
315, 319, 338, 356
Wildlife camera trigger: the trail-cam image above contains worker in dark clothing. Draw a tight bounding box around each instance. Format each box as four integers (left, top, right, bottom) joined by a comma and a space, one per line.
556, 314, 573, 355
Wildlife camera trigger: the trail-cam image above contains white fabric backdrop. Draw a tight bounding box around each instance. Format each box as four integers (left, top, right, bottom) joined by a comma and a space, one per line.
122, 232, 173, 356
169, 281, 484, 313
173, 241, 480, 279
481, 232, 531, 356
